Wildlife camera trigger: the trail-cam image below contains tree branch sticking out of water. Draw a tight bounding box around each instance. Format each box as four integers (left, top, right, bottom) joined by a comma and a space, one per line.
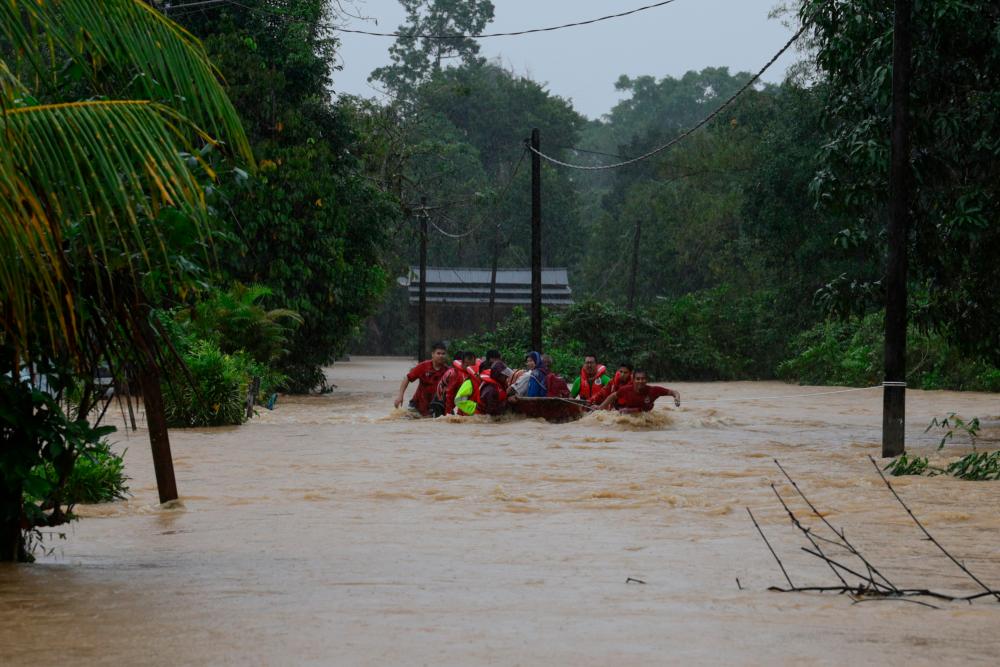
868, 455, 1000, 603
746, 460, 1000, 605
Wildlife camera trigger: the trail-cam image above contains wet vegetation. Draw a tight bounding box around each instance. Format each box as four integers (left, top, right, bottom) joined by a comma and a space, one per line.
2, 0, 999, 561
353, 0, 1000, 392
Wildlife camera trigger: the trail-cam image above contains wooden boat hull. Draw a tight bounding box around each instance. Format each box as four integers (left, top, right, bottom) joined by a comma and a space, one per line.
513, 397, 590, 423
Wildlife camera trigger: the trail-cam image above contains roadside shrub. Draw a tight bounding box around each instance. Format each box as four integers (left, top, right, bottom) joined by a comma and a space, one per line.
29, 440, 128, 505
454, 289, 789, 381
777, 313, 882, 386
175, 283, 301, 365
162, 339, 250, 427
649, 286, 790, 380
779, 311, 1000, 390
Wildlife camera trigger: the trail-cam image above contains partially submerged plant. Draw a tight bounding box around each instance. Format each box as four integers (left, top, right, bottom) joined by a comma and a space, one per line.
883, 454, 932, 477
946, 451, 1000, 481
925, 413, 980, 450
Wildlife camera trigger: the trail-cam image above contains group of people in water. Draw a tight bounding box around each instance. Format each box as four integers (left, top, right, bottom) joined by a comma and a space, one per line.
394, 342, 681, 418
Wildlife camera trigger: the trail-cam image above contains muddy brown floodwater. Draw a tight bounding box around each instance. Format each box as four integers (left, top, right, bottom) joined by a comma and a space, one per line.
1, 357, 999, 665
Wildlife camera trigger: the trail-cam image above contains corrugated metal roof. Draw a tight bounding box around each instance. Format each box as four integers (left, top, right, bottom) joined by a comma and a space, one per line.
406, 267, 573, 305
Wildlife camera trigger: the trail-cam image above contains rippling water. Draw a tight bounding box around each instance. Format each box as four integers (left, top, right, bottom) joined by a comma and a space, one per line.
1, 357, 998, 665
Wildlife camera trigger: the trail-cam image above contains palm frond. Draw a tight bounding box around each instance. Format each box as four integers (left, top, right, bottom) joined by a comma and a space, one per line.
0, 100, 216, 356
0, 0, 252, 163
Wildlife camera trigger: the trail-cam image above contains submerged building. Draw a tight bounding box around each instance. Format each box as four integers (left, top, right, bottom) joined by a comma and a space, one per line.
406, 267, 573, 344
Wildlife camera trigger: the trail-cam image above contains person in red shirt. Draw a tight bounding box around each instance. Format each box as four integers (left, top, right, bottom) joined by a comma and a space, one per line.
598, 369, 680, 414
394, 342, 450, 416
596, 362, 633, 403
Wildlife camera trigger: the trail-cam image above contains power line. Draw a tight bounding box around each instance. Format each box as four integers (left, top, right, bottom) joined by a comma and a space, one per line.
526, 24, 806, 171
165, 0, 324, 24
334, 1, 681, 38
166, 0, 682, 37
555, 145, 633, 161
424, 148, 527, 240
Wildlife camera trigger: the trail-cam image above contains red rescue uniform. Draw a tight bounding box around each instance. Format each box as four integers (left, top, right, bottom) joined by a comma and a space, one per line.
406, 360, 449, 416
613, 384, 672, 412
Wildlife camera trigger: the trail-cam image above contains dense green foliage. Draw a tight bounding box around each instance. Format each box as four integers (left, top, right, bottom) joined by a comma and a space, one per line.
176, 0, 402, 392
453, 294, 789, 382
359, 0, 1000, 394
800, 0, 1000, 362
175, 283, 301, 367
162, 339, 253, 428
779, 314, 1000, 391
371, 0, 495, 99
161, 291, 294, 427
29, 440, 129, 506
1, 0, 254, 560
1, 364, 116, 561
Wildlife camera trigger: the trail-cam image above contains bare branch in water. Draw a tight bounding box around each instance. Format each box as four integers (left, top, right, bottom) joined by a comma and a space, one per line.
746, 507, 794, 589
868, 455, 1000, 603
774, 459, 899, 593
746, 460, 1000, 606
770, 482, 851, 589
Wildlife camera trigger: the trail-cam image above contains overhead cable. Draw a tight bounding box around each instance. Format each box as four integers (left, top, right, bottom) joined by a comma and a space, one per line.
424, 148, 527, 240
333, 1, 681, 38
526, 25, 806, 171
166, 0, 681, 37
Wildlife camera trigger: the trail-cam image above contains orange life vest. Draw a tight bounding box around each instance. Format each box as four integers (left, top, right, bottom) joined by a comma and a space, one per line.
479, 374, 507, 403
607, 370, 631, 394
578, 365, 608, 401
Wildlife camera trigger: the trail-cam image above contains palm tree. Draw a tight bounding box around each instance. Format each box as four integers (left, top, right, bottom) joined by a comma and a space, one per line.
0, 0, 252, 560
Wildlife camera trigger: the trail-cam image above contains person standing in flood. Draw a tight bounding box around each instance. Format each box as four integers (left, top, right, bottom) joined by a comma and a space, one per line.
598, 369, 680, 413
394, 342, 450, 416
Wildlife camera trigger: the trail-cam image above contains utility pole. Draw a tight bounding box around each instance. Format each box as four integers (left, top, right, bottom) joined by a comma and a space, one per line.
417, 198, 428, 362
627, 216, 642, 310
883, 0, 912, 457
489, 223, 500, 327
530, 128, 542, 352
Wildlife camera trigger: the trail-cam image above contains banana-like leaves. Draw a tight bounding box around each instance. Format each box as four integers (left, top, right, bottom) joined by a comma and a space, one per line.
0, 0, 252, 163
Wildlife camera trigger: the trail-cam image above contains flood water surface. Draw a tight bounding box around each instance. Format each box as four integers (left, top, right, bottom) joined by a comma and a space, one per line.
2, 357, 999, 665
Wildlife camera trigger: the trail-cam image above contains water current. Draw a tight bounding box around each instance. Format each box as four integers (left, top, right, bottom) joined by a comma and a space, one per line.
1, 357, 998, 665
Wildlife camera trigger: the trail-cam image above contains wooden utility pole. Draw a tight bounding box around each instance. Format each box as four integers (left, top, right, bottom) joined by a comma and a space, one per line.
627, 216, 642, 310
489, 223, 500, 327
417, 198, 428, 361
883, 0, 913, 457
530, 128, 542, 352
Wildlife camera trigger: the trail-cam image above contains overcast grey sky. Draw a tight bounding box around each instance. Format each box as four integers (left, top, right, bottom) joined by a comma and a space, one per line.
331, 0, 801, 120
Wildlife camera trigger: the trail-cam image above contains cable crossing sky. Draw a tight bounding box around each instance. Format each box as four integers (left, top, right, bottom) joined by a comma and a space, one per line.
164, 0, 682, 35
332, 1, 681, 38
422, 148, 528, 240
525, 24, 806, 171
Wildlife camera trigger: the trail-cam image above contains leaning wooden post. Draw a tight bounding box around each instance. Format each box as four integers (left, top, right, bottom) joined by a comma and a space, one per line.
530, 128, 542, 352
137, 362, 178, 504
882, 0, 913, 458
